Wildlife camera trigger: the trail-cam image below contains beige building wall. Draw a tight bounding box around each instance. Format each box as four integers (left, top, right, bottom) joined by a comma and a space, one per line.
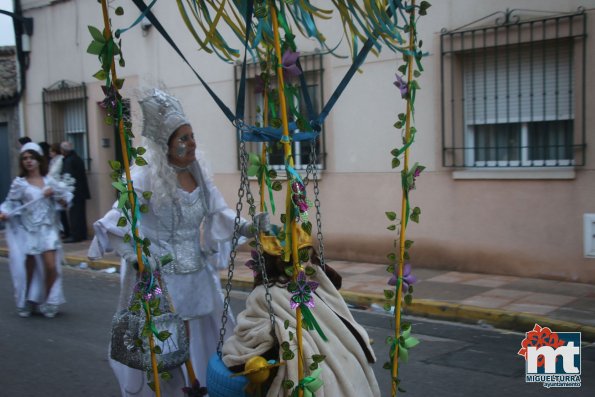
19, 0, 595, 282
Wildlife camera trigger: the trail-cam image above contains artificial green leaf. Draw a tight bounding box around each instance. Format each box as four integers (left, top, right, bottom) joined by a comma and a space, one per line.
247, 164, 260, 177
392, 157, 401, 169
298, 248, 310, 263
87, 40, 104, 55
404, 240, 414, 249
117, 192, 128, 209
384, 289, 395, 299
115, 78, 125, 89
142, 191, 152, 200
312, 354, 325, 363
157, 330, 172, 342
137, 147, 146, 155
108, 160, 122, 171
282, 350, 295, 360
282, 380, 294, 390
309, 363, 318, 371
387, 224, 396, 231
153, 345, 162, 354
383, 302, 393, 312
301, 221, 312, 235
115, 6, 124, 15
140, 204, 149, 213
93, 69, 107, 80
284, 319, 290, 329
404, 294, 413, 305
160, 371, 172, 381
123, 234, 131, 243
398, 346, 409, 363
386, 252, 396, 262
135, 156, 147, 166
272, 180, 283, 191
404, 336, 420, 349
281, 341, 290, 350
88, 25, 105, 43
304, 265, 316, 276
117, 217, 127, 227
385, 211, 397, 221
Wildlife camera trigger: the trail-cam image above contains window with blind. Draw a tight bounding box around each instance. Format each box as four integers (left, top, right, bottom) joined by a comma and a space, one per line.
234, 52, 325, 172
464, 43, 573, 166
441, 9, 586, 168
43, 80, 89, 169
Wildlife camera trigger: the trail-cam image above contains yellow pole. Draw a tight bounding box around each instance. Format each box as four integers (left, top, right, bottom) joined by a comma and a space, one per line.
269, 3, 304, 395
260, 88, 269, 213
99, 2, 161, 394
392, 2, 416, 396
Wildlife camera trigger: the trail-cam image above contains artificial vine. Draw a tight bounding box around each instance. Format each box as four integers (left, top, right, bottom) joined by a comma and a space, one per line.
87, 2, 189, 395
383, 1, 430, 396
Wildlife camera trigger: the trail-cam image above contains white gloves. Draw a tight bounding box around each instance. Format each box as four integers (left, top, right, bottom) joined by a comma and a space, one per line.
239, 212, 271, 237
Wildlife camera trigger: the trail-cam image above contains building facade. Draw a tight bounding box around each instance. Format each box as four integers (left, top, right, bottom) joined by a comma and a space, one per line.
14, 0, 595, 282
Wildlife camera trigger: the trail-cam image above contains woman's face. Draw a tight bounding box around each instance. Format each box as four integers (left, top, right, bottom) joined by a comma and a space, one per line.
21, 151, 40, 173
167, 124, 196, 167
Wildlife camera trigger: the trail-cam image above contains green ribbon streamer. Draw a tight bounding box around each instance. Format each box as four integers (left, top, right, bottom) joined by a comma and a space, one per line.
300, 304, 328, 342
258, 163, 276, 214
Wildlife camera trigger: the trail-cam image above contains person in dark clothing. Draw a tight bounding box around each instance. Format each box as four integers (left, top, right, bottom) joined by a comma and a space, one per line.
60, 141, 90, 242
18, 136, 32, 147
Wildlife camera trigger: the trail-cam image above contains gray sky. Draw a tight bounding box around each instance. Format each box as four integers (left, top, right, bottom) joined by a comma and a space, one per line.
0, 0, 16, 46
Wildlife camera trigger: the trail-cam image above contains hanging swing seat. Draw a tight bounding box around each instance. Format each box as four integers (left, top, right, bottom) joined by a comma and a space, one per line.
206, 353, 249, 397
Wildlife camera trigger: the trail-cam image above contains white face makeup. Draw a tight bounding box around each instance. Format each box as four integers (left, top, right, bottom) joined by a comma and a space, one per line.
168, 125, 196, 167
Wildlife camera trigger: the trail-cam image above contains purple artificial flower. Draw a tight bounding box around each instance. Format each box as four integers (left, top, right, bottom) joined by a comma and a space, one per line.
244, 250, 260, 277
289, 271, 319, 310
388, 263, 417, 293
100, 84, 122, 110
282, 49, 302, 79
291, 181, 309, 213
254, 75, 265, 94
393, 74, 408, 98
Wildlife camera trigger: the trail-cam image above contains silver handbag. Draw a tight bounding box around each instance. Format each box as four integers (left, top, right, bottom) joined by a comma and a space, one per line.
110, 269, 189, 371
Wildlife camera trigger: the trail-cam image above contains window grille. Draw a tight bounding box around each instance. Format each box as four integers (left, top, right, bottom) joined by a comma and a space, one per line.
234, 52, 325, 172
441, 9, 586, 167
43, 80, 90, 169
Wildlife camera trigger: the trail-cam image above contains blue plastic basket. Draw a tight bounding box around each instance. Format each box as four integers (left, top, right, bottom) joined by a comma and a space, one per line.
206, 353, 249, 397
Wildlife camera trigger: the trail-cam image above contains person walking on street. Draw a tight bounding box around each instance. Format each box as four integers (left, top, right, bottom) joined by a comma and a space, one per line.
0, 142, 73, 318
61, 141, 90, 242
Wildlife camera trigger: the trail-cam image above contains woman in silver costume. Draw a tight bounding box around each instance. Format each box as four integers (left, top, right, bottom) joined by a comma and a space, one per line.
89, 89, 268, 396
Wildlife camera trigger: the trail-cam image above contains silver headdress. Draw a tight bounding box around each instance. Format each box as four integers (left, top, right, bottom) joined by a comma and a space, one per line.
139, 89, 190, 147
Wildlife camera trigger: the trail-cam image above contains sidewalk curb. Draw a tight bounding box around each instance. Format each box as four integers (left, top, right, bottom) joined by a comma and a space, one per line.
2, 249, 594, 341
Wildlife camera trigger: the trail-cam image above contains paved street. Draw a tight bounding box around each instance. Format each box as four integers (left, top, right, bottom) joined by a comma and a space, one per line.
0, 260, 593, 396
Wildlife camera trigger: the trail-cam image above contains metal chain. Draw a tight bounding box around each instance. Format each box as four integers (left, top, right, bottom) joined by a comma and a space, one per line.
216, 141, 247, 357
304, 140, 326, 269
243, 161, 276, 331
216, 138, 276, 355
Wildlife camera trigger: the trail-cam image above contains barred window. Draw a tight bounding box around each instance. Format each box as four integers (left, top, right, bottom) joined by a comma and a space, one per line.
234, 52, 325, 172
441, 9, 586, 168
43, 80, 90, 169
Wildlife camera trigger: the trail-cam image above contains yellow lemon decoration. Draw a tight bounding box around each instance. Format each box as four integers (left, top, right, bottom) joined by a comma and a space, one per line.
244, 356, 270, 384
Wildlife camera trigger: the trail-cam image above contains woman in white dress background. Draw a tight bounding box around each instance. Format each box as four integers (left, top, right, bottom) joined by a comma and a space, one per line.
89, 89, 268, 396
0, 142, 73, 318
